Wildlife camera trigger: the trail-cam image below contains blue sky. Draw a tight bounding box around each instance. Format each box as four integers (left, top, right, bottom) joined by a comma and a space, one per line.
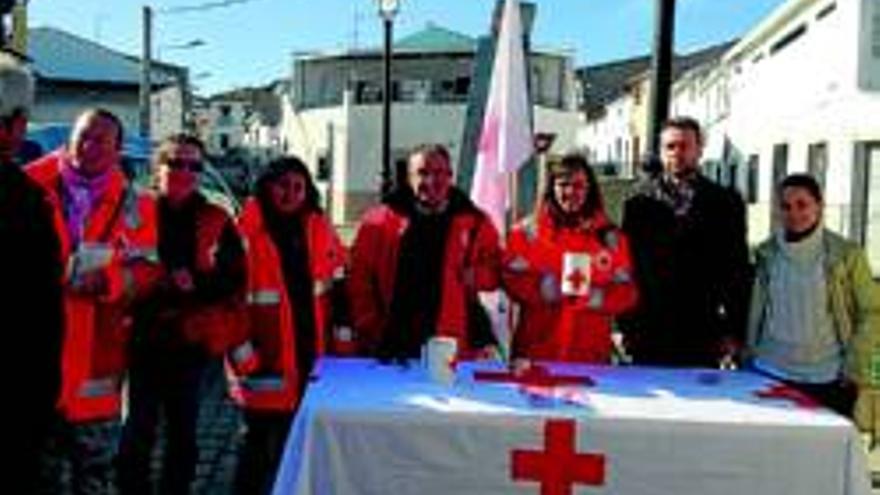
29, 0, 786, 95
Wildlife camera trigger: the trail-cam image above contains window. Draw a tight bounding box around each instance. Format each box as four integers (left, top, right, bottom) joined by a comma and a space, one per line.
807, 142, 828, 189
770, 24, 807, 55
728, 162, 740, 191
710, 162, 722, 183
872, 6, 880, 59
454, 77, 470, 96
771, 144, 789, 228
317, 155, 331, 181
851, 141, 880, 275
866, 144, 880, 275
355, 81, 382, 104
816, 2, 836, 21
219, 134, 230, 151
217, 104, 234, 126
747, 155, 759, 204
399, 79, 430, 103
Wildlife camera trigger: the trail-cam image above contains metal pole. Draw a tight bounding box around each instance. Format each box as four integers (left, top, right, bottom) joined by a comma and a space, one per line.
646, 0, 676, 168
139, 5, 152, 140
380, 16, 393, 196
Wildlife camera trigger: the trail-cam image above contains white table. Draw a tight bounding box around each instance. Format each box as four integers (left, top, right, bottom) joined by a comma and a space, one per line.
272, 358, 870, 495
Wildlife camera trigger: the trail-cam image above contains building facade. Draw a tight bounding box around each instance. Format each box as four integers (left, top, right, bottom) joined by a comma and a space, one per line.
578, 0, 879, 273
278, 24, 583, 226
722, 0, 880, 259
27, 27, 184, 141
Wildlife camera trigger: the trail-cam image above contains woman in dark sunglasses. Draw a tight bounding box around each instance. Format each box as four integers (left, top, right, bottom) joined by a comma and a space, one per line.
117, 133, 247, 495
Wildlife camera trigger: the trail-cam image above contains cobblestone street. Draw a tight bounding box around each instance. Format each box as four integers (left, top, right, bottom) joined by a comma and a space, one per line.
141, 361, 241, 495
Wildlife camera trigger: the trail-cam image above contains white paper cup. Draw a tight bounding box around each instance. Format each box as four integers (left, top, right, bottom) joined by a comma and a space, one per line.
561, 252, 591, 296
423, 336, 458, 385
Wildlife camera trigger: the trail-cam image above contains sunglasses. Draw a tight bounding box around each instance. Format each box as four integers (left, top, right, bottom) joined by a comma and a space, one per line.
166, 158, 204, 172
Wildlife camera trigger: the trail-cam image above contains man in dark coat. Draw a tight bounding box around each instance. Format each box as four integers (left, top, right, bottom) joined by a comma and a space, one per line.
621, 116, 750, 367
0, 50, 64, 492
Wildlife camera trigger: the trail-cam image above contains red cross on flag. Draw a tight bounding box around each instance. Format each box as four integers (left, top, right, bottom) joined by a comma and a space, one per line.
511, 419, 606, 495
561, 252, 591, 297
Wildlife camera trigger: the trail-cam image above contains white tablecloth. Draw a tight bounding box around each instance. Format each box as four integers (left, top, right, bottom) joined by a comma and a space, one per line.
272, 358, 870, 495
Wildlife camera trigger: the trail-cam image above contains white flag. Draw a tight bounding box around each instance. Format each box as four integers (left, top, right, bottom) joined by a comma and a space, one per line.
470, 0, 533, 235
469, 0, 533, 362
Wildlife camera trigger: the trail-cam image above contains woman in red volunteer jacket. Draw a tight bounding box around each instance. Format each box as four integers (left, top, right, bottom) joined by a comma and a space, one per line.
504, 153, 637, 363
117, 134, 246, 495
26, 109, 160, 494
230, 156, 346, 495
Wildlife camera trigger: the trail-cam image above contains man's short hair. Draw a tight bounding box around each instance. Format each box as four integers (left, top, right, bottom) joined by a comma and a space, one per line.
70, 108, 125, 150
409, 143, 450, 164
661, 116, 703, 145
153, 133, 206, 167
0, 51, 34, 119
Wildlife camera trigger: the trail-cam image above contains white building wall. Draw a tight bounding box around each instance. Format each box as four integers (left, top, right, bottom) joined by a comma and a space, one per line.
205, 100, 248, 155
33, 87, 141, 134
725, 0, 880, 245
576, 96, 634, 176
151, 85, 185, 141
574, 0, 879, 265
282, 100, 581, 225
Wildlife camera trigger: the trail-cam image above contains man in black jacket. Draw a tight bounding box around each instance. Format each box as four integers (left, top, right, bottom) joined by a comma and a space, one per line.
621, 116, 750, 367
0, 50, 64, 492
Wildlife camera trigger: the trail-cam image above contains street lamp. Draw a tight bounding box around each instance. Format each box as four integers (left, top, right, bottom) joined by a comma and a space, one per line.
376, 0, 400, 196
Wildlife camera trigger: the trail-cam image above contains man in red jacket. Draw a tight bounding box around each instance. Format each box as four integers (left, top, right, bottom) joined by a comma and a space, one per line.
349, 143, 502, 361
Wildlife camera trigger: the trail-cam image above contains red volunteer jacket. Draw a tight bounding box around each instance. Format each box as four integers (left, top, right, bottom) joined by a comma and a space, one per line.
228, 199, 346, 412
348, 200, 501, 355
27, 152, 160, 422
504, 206, 638, 363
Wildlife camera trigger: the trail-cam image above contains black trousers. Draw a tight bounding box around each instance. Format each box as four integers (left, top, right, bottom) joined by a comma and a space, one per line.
117, 344, 209, 495
234, 411, 293, 495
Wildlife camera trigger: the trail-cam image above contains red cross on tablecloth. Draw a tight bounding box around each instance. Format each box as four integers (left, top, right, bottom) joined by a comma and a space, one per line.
511, 419, 606, 495
754, 383, 820, 409
473, 364, 595, 388
566, 268, 587, 292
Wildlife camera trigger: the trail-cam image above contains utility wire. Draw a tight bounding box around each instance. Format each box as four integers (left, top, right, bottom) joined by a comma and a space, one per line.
158, 0, 258, 15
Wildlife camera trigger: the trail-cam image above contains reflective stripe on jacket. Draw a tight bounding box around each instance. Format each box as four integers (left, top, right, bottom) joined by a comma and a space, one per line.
229, 199, 346, 412
26, 152, 160, 422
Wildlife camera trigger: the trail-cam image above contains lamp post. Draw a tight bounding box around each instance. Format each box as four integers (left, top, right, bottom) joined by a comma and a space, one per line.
646, 0, 676, 170
376, 0, 400, 196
